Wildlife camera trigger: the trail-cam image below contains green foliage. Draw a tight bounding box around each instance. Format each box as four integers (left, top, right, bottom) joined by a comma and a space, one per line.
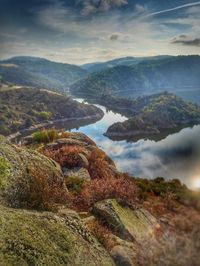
135, 177, 200, 210
71, 55, 200, 99
136, 177, 183, 197
0, 86, 102, 136
0, 157, 11, 188
33, 129, 59, 143
38, 111, 52, 120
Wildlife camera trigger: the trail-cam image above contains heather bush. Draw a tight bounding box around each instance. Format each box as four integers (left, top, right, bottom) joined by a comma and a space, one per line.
88, 148, 115, 179
43, 145, 86, 168
71, 175, 138, 211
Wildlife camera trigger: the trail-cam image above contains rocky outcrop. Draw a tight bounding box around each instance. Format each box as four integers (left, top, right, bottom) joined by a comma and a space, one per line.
41, 132, 116, 180
0, 205, 114, 266
93, 199, 158, 242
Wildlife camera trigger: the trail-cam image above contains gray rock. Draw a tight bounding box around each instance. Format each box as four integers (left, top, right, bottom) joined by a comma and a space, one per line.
63, 167, 91, 181
93, 199, 158, 243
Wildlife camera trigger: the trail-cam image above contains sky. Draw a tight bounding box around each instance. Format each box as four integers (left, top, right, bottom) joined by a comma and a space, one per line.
0, 0, 200, 64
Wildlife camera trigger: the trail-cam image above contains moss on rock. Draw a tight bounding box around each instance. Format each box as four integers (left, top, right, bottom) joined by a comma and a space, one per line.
0, 205, 114, 266
0, 135, 65, 208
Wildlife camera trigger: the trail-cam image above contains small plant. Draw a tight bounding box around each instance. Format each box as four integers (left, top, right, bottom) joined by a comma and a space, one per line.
33, 129, 59, 143
38, 111, 52, 120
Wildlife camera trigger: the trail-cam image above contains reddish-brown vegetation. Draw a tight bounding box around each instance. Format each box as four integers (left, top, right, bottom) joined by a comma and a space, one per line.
87, 219, 115, 250
87, 148, 115, 179
70, 175, 138, 211
43, 145, 86, 168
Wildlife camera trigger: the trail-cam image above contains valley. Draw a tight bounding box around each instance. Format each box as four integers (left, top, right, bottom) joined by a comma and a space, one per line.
1, 1, 200, 265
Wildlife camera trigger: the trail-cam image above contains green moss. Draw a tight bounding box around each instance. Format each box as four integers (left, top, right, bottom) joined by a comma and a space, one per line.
112, 199, 156, 240
0, 205, 114, 266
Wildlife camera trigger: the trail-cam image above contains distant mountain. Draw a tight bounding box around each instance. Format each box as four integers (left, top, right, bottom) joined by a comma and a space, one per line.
71, 55, 200, 100
0, 56, 87, 93
81, 55, 171, 73
105, 92, 200, 140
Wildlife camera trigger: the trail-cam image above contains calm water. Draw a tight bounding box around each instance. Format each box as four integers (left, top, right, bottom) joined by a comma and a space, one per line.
70, 99, 200, 190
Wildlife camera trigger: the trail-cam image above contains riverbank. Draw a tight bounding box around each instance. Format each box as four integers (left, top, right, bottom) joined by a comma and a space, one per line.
7, 113, 104, 141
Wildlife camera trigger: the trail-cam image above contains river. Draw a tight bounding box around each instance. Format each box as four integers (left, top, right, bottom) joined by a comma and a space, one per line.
68, 99, 200, 190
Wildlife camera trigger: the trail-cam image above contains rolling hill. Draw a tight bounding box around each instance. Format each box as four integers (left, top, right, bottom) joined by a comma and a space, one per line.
71, 55, 200, 100
0, 56, 87, 93
105, 92, 200, 140
81, 55, 171, 73
0, 83, 103, 136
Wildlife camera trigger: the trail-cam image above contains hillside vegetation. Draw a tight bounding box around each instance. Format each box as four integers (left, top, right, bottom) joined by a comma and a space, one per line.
81, 55, 171, 73
105, 92, 200, 139
71, 55, 200, 98
0, 84, 103, 136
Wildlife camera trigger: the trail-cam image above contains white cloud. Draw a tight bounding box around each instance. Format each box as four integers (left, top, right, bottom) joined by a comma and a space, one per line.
80, 0, 128, 16
1, 0, 200, 63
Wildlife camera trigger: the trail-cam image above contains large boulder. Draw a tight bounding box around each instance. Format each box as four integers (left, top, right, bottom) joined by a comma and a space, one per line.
93, 199, 158, 242
0, 204, 114, 266
0, 135, 65, 207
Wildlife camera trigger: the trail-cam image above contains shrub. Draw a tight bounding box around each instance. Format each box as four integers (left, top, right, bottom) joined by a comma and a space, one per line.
32, 129, 71, 144
88, 148, 115, 179
0, 124, 10, 135
38, 111, 52, 120
33, 129, 59, 143
71, 174, 138, 211
43, 145, 86, 168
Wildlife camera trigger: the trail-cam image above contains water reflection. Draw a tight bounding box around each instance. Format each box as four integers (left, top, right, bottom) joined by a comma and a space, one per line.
72, 99, 200, 190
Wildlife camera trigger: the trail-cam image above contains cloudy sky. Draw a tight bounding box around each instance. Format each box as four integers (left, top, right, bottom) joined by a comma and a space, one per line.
0, 0, 200, 64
